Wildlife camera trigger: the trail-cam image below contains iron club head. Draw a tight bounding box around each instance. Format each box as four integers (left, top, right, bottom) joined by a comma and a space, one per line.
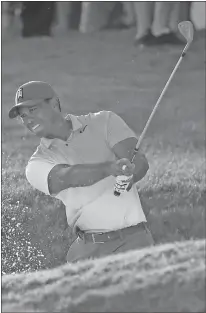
178, 21, 194, 44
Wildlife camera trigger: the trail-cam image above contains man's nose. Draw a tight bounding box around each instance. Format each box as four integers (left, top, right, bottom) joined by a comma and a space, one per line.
24, 115, 33, 122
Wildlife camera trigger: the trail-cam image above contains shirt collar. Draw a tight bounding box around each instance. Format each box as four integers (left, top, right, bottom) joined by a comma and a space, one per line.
41, 114, 85, 148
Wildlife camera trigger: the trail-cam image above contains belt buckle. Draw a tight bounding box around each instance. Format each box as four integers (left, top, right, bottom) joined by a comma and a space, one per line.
91, 233, 104, 244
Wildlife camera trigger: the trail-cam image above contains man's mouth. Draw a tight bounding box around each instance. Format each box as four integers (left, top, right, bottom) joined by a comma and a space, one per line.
32, 124, 40, 131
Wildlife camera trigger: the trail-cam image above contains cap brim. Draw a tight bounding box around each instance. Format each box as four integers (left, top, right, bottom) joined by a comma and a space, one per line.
8, 99, 46, 119
8, 106, 19, 119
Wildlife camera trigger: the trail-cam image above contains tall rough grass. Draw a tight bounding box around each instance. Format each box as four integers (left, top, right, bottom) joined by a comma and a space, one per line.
2, 148, 205, 275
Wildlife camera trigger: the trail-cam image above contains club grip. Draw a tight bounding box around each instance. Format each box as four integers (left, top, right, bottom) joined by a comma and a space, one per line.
113, 174, 133, 196
113, 147, 138, 196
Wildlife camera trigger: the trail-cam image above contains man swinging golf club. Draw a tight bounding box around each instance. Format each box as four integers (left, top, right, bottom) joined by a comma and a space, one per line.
9, 20, 193, 263
9, 80, 153, 262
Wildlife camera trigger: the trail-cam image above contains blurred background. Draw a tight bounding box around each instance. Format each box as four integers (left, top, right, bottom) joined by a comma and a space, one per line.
2, 1, 206, 39
1, 1, 205, 276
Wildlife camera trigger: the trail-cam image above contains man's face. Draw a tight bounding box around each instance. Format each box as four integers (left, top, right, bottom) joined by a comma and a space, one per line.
17, 99, 59, 138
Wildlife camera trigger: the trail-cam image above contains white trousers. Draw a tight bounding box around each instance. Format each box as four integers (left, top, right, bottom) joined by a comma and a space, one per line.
132, 1, 181, 37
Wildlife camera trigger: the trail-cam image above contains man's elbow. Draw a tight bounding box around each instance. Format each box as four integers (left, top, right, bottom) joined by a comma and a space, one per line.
144, 159, 149, 174
139, 152, 149, 170
134, 154, 149, 182
140, 159, 149, 178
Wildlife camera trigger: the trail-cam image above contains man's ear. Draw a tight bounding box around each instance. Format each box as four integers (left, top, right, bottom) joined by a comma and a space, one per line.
51, 98, 61, 112
54, 98, 61, 112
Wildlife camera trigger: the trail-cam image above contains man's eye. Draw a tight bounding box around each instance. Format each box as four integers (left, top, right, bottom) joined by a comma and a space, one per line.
29, 107, 37, 113
20, 114, 27, 118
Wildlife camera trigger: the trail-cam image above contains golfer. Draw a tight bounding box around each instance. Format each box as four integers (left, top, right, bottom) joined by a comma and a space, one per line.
9, 81, 154, 263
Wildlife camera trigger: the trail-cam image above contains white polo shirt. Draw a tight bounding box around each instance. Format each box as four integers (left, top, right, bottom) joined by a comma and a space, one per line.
26, 111, 146, 232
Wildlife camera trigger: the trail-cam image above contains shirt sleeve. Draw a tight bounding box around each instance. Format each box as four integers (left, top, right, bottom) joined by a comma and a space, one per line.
106, 111, 137, 148
26, 159, 56, 196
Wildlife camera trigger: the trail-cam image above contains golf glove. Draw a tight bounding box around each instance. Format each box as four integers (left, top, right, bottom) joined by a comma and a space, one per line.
114, 174, 133, 196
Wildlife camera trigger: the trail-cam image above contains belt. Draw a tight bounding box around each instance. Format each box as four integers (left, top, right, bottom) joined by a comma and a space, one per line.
76, 222, 148, 244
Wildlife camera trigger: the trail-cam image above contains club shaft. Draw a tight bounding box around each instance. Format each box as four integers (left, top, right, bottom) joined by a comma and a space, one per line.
131, 49, 187, 162
114, 20, 194, 194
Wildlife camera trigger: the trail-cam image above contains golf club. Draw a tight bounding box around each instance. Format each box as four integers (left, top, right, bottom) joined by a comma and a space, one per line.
114, 21, 194, 196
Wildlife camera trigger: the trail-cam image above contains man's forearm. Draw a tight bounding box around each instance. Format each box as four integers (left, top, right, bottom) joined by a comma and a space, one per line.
48, 156, 146, 195
61, 162, 113, 189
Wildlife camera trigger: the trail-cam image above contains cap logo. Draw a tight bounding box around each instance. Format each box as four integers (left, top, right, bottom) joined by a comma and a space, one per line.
17, 88, 23, 100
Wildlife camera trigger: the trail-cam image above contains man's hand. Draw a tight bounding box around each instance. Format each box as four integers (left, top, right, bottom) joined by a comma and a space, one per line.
110, 158, 135, 177
111, 137, 149, 182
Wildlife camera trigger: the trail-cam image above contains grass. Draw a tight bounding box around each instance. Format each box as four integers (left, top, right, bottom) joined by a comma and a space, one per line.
2, 239, 205, 312
1, 28, 205, 275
